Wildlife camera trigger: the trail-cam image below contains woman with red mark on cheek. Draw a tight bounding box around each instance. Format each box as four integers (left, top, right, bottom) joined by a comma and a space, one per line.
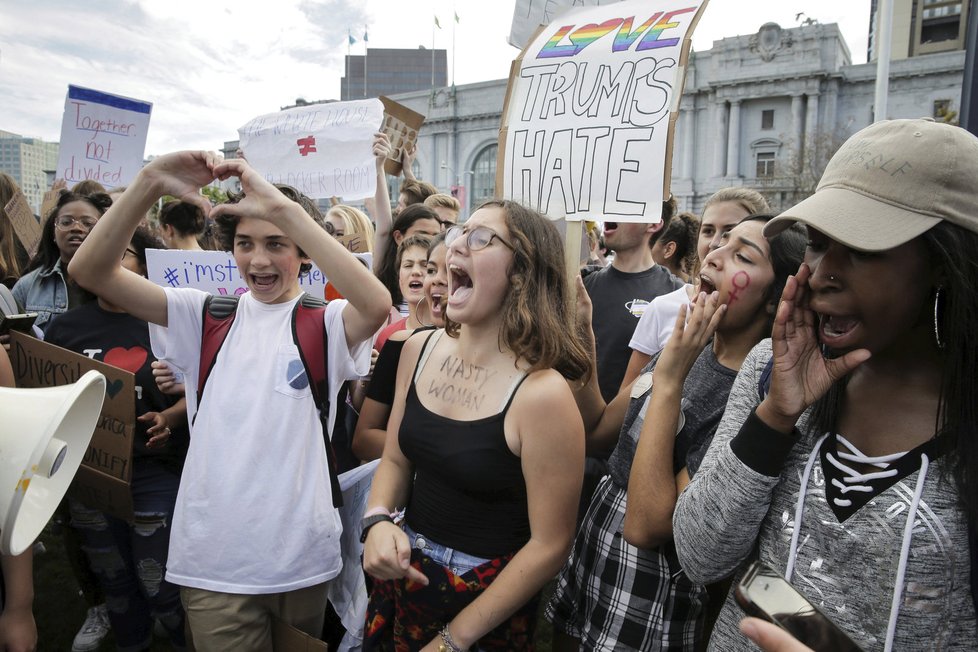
546, 212, 806, 651
698, 220, 777, 331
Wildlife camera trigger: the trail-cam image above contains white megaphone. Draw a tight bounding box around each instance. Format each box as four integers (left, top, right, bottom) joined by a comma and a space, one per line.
0, 370, 106, 555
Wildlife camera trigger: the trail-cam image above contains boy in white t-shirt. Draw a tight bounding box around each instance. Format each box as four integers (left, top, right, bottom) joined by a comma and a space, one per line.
69, 152, 392, 649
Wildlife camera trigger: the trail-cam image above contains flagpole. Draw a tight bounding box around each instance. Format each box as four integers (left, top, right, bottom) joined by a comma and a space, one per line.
431, 17, 436, 89
363, 26, 368, 98
452, 3, 456, 87
346, 29, 351, 100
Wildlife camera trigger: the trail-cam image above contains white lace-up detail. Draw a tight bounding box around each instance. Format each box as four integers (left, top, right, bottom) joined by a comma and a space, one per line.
825, 435, 904, 507
785, 434, 930, 652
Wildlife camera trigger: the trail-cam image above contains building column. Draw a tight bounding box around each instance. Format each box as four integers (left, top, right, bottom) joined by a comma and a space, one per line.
682, 107, 695, 179
713, 100, 728, 178
726, 100, 741, 178
805, 92, 821, 168
791, 94, 804, 173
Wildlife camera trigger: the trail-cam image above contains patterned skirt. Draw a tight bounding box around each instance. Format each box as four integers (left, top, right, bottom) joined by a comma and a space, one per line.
545, 476, 706, 651
363, 548, 539, 651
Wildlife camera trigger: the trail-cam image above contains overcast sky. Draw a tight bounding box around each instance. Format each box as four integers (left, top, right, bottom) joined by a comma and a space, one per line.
0, 0, 871, 154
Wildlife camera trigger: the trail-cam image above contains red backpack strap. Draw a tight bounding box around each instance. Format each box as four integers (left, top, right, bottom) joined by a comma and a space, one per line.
293, 293, 328, 411
292, 293, 343, 508
197, 295, 240, 410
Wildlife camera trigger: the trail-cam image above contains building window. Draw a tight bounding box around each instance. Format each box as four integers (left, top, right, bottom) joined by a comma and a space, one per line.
934, 99, 952, 118
761, 109, 775, 129
386, 159, 423, 209
471, 144, 497, 207
756, 151, 776, 178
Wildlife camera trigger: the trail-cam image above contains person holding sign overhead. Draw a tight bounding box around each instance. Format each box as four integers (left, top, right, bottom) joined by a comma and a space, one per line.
69, 150, 392, 650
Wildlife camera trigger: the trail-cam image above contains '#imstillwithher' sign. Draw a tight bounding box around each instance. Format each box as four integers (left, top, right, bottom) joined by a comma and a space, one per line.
500, 0, 707, 222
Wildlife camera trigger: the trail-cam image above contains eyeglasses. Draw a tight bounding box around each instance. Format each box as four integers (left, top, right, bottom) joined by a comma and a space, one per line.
54, 215, 99, 230
122, 248, 139, 259
445, 225, 515, 252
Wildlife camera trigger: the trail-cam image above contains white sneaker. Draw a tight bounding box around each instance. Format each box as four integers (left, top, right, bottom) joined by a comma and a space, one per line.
72, 604, 110, 652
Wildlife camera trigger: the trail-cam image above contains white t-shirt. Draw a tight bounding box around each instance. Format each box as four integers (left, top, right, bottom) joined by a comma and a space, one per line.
149, 288, 370, 593
628, 285, 692, 357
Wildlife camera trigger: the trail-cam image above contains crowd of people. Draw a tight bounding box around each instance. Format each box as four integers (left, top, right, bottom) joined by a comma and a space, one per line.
1, 118, 977, 652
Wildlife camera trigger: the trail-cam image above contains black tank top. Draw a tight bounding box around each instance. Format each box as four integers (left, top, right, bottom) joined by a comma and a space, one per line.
399, 330, 531, 558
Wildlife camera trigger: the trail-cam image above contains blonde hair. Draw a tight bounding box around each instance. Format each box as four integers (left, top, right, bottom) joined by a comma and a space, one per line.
327, 205, 375, 252
703, 187, 770, 216
424, 193, 460, 212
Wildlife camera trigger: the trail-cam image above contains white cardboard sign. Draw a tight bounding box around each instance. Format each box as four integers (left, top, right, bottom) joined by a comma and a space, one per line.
56, 85, 153, 189
238, 99, 384, 201
500, 0, 707, 222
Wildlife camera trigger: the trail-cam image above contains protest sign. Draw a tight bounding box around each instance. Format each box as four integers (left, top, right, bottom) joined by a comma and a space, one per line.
509, 0, 616, 50
379, 96, 426, 177
238, 99, 384, 201
4, 189, 41, 258
8, 331, 135, 521
499, 0, 708, 222
145, 248, 372, 299
56, 85, 152, 190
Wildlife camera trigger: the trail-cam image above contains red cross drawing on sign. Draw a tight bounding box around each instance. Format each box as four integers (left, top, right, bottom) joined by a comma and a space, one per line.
297, 135, 317, 156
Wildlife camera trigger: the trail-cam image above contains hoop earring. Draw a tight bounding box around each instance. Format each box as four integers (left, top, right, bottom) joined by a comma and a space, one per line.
933, 286, 946, 351
416, 297, 434, 328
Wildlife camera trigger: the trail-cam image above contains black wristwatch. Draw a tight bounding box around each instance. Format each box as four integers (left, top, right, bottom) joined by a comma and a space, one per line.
359, 513, 395, 543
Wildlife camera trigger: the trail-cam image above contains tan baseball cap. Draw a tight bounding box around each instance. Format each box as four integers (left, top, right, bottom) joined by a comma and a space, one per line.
764, 118, 978, 251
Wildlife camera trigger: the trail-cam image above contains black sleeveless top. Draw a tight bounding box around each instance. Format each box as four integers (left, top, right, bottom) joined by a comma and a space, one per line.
399, 331, 531, 558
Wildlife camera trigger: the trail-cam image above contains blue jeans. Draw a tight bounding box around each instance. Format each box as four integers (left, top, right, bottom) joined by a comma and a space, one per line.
70, 460, 186, 651
403, 524, 492, 577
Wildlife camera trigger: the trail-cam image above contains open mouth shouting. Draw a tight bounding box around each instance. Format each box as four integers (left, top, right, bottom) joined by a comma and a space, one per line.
817, 313, 859, 348
698, 273, 717, 295
249, 272, 280, 293
448, 264, 473, 307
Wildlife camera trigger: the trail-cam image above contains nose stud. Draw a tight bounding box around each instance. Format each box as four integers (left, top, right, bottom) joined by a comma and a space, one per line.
829, 275, 837, 282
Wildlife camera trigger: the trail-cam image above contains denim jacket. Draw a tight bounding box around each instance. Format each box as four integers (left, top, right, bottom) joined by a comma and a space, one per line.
11, 260, 69, 333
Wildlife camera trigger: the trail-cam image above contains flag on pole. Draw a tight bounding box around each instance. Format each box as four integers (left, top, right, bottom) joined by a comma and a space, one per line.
434, 15, 442, 29
454, 11, 460, 22
348, 31, 355, 45
363, 28, 368, 41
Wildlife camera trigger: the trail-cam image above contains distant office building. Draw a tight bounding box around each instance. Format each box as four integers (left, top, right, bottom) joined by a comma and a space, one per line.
0, 131, 59, 213
341, 48, 447, 100
869, 0, 972, 60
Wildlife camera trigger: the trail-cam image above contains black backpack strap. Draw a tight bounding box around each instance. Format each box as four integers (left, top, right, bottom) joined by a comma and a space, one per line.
292, 293, 343, 508
197, 295, 240, 411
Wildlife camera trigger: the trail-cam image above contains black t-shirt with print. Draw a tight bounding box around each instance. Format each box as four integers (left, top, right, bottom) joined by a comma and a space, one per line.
44, 302, 188, 473
584, 264, 683, 403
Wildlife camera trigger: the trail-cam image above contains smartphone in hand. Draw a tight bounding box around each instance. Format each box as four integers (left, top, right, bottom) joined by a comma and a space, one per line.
0, 312, 38, 335
735, 561, 864, 652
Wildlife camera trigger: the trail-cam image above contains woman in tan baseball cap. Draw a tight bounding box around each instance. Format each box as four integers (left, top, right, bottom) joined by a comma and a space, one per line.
673, 118, 978, 651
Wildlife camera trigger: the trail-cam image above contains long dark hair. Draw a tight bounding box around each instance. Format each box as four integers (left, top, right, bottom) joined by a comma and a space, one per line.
29, 190, 112, 272
737, 213, 807, 333
807, 222, 978, 538
377, 204, 439, 304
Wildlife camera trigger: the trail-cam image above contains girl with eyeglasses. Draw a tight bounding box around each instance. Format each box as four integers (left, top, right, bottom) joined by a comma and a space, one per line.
11, 190, 108, 332
361, 200, 591, 651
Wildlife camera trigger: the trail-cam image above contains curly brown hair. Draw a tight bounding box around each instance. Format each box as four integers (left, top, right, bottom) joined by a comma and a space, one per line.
445, 200, 591, 384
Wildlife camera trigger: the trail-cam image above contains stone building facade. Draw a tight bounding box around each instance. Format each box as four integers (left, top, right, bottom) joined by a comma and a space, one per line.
390, 21, 965, 217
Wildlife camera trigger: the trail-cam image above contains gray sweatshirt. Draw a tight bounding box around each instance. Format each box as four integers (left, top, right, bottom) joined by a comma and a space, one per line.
673, 339, 977, 651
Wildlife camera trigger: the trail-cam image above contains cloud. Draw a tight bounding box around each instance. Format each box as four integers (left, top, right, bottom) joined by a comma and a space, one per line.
1, 0, 371, 152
